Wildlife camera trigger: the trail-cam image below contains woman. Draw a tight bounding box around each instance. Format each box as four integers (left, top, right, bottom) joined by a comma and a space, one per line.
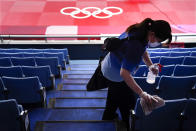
101, 18, 172, 130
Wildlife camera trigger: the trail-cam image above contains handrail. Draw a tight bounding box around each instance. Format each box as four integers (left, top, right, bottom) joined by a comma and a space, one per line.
1, 33, 196, 38
0, 33, 196, 43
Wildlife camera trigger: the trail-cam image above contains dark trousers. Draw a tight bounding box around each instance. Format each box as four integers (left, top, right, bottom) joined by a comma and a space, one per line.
102, 79, 136, 130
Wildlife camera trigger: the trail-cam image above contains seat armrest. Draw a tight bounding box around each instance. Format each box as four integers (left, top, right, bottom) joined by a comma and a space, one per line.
177, 111, 187, 131
19, 110, 30, 131
191, 87, 196, 98
66, 55, 70, 64
38, 87, 47, 108
130, 110, 137, 131
3, 88, 9, 99
57, 65, 62, 78
50, 74, 55, 90
63, 59, 66, 70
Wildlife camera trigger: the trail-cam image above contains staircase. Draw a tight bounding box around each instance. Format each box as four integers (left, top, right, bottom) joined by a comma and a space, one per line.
33, 60, 126, 131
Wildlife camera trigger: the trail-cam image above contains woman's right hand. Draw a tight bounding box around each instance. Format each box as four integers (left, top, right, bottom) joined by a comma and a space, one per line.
140, 92, 158, 109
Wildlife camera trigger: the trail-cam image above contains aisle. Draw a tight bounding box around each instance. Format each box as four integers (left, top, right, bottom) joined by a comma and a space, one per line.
33, 60, 126, 131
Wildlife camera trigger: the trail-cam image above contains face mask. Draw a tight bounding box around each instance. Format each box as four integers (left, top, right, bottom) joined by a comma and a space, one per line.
148, 41, 161, 47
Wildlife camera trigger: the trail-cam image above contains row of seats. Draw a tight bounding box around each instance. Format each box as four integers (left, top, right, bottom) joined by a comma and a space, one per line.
0, 76, 46, 107
131, 98, 196, 131
0, 57, 61, 77
147, 47, 196, 52
149, 51, 196, 57
140, 56, 196, 65
0, 99, 29, 131
0, 48, 69, 64
134, 75, 196, 100
0, 66, 55, 90
0, 52, 66, 69
133, 48, 196, 131
134, 65, 196, 77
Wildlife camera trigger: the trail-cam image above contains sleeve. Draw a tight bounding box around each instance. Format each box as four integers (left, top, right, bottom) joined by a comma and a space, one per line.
121, 41, 142, 72
119, 32, 128, 39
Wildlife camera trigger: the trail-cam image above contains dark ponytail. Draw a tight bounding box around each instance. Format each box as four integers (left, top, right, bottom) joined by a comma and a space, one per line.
126, 18, 172, 45
125, 18, 154, 44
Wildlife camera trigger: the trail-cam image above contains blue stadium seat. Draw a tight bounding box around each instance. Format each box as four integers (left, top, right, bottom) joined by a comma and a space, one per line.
191, 51, 196, 56
156, 76, 196, 100
35, 57, 61, 77
0, 99, 29, 131
0, 48, 18, 53
0, 78, 5, 100
43, 52, 66, 69
170, 51, 191, 57
43, 48, 70, 64
23, 52, 44, 57
174, 65, 196, 76
182, 98, 196, 131
134, 65, 148, 77
11, 57, 36, 66
0, 57, 12, 66
0, 53, 23, 58
15, 48, 34, 53
147, 48, 161, 52
2, 76, 46, 107
171, 48, 191, 52
159, 65, 175, 76
22, 66, 55, 90
150, 57, 160, 64
159, 48, 171, 52
0, 66, 23, 77
150, 52, 170, 57
183, 56, 196, 65
134, 77, 160, 98
32, 49, 45, 53
160, 56, 184, 65
133, 98, 187, 131
140, 57, 160, 65
189, 48, 196, 52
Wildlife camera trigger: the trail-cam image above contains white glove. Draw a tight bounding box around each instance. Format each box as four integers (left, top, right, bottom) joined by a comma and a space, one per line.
140, 92, 158, 106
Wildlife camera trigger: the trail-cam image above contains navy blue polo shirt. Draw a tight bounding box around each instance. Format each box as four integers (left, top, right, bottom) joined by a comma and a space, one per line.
101, 32, 147, 82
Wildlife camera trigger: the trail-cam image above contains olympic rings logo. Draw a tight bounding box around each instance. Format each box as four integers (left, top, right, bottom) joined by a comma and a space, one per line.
60, 7, 123, 19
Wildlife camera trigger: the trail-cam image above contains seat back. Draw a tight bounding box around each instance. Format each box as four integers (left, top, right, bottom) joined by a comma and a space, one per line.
0, 99, 21, 131
44, 48, 69, 63
0, 57, 12, 67
170, 51, 191, 57
22, 66, 52, 89
160, 56, 184, 65
157, 76, 196, 100
191, 51, 196, 56
134, 77, 160, 98
134, 98, 187, 131
140, 57, 160, 65
0, 66, 23, 77
134, 65, 148, 77
183, 56, 196, 65
0, 53, 23, 58
174, 65, 196, 76
11, 57, 36, 66
43, 52, 65, 69
35, 57, 60, 76
150, 52, 170, 57
159, 65, 175, 76
2, 76, 41, 103
171, 48, 189, 52
23, 52, 44, 58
